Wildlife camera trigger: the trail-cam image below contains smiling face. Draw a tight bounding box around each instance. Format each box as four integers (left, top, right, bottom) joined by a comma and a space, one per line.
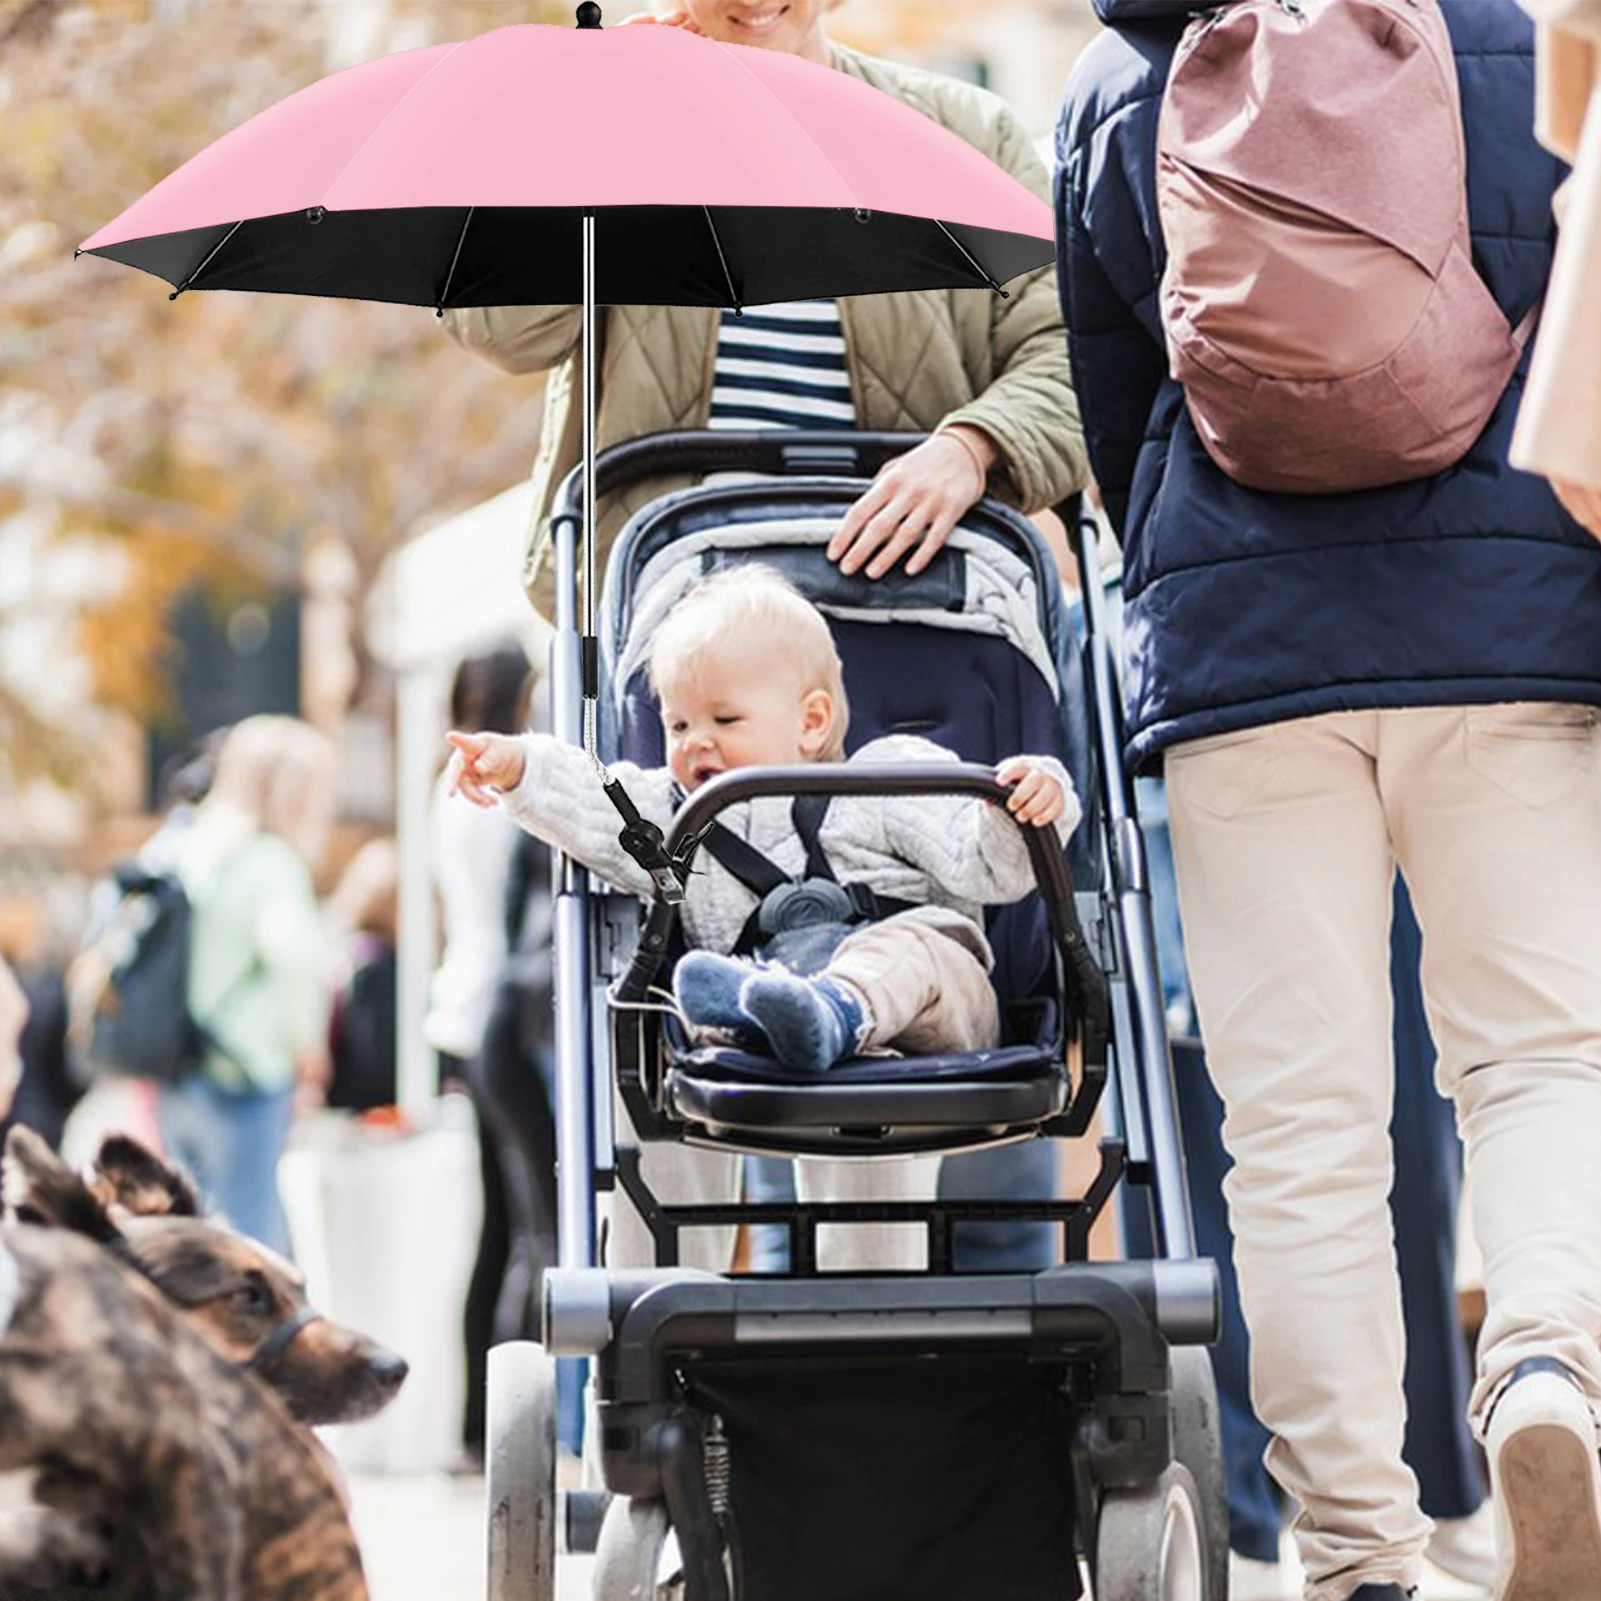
659, 640, 834, 790
677, 0, 831, 62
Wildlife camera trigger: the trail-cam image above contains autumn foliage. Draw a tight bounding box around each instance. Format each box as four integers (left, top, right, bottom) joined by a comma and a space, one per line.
0, 0, 560, 786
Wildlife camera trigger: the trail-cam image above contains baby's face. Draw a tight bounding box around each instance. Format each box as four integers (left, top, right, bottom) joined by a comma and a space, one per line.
658, 644, 828, 790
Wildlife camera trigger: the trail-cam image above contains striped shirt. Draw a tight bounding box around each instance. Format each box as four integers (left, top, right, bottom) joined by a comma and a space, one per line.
707, 299, 856, 433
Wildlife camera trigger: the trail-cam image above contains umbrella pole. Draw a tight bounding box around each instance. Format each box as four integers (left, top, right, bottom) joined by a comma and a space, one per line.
582, 210, 599, 760
582, 215, 690, 905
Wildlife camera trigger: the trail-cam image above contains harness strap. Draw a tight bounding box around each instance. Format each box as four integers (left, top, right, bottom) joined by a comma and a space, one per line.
792, 793, 835, 883
249, 1304, 325, 1374
698, 820, 791, 898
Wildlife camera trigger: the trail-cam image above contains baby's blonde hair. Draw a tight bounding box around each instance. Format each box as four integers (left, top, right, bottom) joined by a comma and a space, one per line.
648, 565, 850, 760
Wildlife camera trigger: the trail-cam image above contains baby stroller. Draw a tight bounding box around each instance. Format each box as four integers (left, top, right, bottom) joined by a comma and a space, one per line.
486, 430, 1224, 1601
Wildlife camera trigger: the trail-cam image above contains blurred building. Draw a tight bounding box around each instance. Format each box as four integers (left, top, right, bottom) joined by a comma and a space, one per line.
0, 0, 1110, 976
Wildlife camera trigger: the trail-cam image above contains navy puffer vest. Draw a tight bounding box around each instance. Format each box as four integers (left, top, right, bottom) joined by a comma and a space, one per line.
1056, 0, 1601, 768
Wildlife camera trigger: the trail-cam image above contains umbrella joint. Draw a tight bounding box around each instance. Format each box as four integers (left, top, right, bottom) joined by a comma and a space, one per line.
168, 219, 244, 301
435, 206, 476, 317
934, 221, 1009, 300
702, 207, 742, 318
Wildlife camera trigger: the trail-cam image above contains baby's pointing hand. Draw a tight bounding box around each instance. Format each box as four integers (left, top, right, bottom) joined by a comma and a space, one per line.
446, 731, 524, 808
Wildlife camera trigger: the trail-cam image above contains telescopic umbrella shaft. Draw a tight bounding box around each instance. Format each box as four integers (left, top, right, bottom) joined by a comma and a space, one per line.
582, 211, 599, 764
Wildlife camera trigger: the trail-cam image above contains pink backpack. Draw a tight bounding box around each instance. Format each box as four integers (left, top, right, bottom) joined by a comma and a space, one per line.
1156, 0, 1533, 495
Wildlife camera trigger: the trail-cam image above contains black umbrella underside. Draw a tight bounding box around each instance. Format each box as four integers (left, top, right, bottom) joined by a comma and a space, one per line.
82, 204, 1053, 309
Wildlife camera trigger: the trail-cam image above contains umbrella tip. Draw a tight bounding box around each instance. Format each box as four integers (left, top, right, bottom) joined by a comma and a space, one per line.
575, 3, 602, 25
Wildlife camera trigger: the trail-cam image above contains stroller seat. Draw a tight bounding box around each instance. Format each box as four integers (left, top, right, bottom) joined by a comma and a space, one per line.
599, 470, 1108, 1162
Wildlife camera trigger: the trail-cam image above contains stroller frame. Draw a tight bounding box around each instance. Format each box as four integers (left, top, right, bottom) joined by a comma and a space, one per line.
492, 431, 1224, 1601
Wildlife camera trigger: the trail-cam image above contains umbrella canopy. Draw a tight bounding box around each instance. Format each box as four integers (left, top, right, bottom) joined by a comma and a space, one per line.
78, 17, 1054, 308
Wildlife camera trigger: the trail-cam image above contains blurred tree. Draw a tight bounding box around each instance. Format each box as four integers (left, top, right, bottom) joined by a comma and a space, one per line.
0, 0, 560, 789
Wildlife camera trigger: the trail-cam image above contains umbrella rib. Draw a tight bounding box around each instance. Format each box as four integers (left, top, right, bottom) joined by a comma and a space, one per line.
318, 37, 471, 210
168, 220, 244, 301
436, 206, 475, 317
706, 39, 864, 211
702, 207, 741, 316
933, 221, 1009, 300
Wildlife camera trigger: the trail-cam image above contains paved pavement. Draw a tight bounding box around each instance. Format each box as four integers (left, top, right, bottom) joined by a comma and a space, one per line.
348, 1473, 595, 1601
347, 1473, 1488, 1601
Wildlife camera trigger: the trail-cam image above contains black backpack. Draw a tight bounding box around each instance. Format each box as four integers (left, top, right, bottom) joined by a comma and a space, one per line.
67, 863, 214, 1086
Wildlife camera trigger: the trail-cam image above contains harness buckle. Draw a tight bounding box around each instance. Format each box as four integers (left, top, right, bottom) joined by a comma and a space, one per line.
756, 877, 856, 937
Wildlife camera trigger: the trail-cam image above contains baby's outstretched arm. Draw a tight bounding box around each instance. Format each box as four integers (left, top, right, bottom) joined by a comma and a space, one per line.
444, 729, 677, 898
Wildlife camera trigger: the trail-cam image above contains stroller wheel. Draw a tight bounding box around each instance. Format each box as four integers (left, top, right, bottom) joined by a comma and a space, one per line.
487, 1341, 558, 1601
593, 1497, 685, 1601
1094, 1461, 1208, 1601
1169, 1344, 1230, 1601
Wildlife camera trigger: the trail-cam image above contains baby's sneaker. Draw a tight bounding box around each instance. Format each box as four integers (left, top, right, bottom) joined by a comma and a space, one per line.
1487, 1357, 1601, 1601
739, 969, 869, 1073
673, 951, 759, 1041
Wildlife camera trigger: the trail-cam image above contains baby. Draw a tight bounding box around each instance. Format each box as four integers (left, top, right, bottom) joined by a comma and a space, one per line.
448, 565, 1079, 1072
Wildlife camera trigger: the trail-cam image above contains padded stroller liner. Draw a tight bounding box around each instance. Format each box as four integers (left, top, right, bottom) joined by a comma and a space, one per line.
688, 1353, 1080, 1601
674, 1041, 1058, 1087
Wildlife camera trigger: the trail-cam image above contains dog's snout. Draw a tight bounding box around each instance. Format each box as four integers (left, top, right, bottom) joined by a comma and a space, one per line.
372, 1351, 408, 1392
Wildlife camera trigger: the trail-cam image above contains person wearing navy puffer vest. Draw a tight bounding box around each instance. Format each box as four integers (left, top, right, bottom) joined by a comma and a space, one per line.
1058, 5, 1601, 1601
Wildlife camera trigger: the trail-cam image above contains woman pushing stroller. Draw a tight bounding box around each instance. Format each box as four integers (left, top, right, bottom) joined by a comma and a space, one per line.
447, 564, 1078, 1073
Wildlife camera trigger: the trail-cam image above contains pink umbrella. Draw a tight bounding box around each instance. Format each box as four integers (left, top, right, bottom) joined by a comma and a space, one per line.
80, 3, 1056, 895
78, 9, 1053, 309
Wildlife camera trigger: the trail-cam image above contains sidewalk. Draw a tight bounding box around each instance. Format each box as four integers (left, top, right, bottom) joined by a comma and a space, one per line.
348, 1473, 595, 1601
346, 1472, 1489, 1601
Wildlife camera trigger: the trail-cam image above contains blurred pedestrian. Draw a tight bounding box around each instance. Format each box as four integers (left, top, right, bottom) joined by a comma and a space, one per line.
423, 643, 532, 1467
0, 955, 26, 1122
159, 715, 337, 1256
325, 837, 400, 1114
2, 956, 81, 1155
1513, 0, 1601, 535
1059, 4, 1601, 1597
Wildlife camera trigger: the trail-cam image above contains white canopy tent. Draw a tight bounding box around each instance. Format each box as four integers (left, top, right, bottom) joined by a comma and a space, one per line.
366, 481, 550, 1114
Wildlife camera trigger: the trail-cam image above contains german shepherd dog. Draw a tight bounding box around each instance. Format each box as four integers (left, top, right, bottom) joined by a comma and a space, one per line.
2, 1127, 408, 1427
0, 1224, 369, 1600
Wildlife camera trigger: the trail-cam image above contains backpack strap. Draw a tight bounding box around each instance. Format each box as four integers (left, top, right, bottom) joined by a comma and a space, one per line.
1513, 294, 1544, 353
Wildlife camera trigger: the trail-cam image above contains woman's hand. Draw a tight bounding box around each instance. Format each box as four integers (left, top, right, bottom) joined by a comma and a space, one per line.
995, 756, 1069, 829
827, 427, 998, 579
446, 731, 527, 807
619, 8, 705, 31
1554, 477, 1601, 540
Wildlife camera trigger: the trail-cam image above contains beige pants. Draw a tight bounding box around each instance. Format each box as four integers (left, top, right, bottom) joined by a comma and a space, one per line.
607, 917, 998, 1274
1165, 704, 1601, 1601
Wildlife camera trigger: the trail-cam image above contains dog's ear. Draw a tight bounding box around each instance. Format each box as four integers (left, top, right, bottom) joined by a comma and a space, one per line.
89, 1135, 202, 1219
2, 1126, 122, 1242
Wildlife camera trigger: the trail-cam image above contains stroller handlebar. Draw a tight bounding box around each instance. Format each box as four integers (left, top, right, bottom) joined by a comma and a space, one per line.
665, 760, 1074, 909
554, 429, 933, 520
552, 428, 1082, 531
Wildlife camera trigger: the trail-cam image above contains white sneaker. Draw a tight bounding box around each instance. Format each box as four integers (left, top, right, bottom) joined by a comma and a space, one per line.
1487, 1360, 1601, 1601
1229, 1550, 1292, 1601
1424, 1500, 1497, 1593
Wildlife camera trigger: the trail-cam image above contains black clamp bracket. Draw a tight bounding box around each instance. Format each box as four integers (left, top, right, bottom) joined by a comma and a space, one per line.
602, 776, 704, 906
